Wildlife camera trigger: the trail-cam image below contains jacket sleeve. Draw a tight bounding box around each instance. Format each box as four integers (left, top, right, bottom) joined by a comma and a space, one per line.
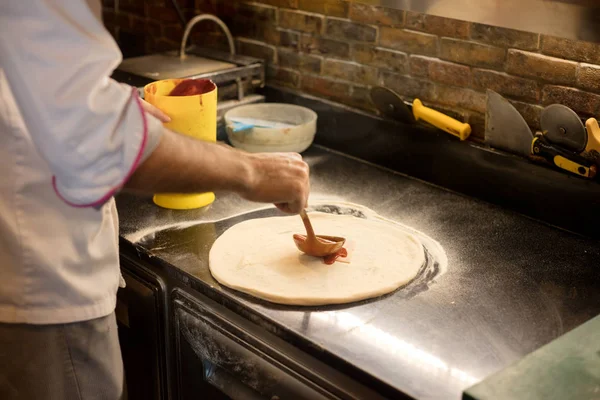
0, 0, 163, 207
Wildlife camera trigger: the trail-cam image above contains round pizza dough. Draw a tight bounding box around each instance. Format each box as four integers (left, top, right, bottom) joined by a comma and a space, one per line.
209, 212, 425, 306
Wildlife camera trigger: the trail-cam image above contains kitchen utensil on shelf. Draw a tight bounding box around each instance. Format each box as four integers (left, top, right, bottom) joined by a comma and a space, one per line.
531, 134, 596, 178
293, 210, 346, 258
144, 78, 218, 210
584, 118, 600, 153
485, 90, 534, 157
369, 86, 415, 123
412, 99, 471, 140
540, 104, 587, 153
369, 86, 471, 140
224, 103, 317, 153
485, 90, 596, 178
538, 104, 596, 177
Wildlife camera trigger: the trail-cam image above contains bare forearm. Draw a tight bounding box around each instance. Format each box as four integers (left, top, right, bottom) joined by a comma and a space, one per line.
125, 129, 252, 195
125, 129, 310, 213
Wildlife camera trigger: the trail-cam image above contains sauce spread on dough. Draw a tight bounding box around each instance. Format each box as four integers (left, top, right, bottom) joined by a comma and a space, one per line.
323, 248, 348, 265
169, 79, 215, 96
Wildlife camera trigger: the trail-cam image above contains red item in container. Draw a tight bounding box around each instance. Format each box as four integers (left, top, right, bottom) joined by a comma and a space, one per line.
169, 79, 215, 96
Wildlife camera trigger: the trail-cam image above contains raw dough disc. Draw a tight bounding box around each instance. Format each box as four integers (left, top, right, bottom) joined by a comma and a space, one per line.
209, 212, 425, 306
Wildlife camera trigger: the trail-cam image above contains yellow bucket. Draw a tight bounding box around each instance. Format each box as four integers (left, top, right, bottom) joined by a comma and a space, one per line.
144, 78, 217, 210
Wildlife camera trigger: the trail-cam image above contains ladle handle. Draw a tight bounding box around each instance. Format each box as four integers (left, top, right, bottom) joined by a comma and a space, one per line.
299, 209, 316, 239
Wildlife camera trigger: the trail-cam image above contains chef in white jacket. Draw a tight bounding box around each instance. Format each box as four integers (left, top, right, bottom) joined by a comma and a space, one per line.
0, 1, 309, 399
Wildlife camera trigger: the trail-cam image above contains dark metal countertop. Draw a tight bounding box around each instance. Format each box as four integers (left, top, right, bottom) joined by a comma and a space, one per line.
117, 146, 600, 400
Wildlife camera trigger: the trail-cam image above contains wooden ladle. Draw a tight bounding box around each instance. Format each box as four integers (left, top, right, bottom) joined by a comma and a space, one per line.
293, 210, 346, 257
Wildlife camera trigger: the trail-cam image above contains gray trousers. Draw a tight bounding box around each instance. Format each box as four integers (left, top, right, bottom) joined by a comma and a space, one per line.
0, 312, 125, 400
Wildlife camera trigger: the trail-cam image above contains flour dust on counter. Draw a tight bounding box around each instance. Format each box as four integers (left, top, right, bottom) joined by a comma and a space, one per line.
209, 202, 446, 306
123, 194, 347, 245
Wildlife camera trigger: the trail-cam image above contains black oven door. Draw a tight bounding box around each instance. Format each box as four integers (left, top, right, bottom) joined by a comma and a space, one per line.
172, 288, 386, 400
116, 257, 169, 400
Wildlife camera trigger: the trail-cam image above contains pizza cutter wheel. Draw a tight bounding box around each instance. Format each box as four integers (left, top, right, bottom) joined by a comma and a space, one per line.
540, 104, 587, 153
369, 86, 414, 123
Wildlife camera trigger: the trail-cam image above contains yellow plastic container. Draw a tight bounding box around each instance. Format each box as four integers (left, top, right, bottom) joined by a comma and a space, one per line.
144, 78, 217, 210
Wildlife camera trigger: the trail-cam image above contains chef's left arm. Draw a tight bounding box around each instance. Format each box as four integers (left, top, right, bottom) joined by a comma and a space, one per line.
0, 0, 165, 207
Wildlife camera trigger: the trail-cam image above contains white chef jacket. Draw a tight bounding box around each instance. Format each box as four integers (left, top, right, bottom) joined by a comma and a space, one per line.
0, 0, 164, 324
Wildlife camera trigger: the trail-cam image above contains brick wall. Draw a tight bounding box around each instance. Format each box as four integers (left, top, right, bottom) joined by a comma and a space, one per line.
103, 0, 600, 140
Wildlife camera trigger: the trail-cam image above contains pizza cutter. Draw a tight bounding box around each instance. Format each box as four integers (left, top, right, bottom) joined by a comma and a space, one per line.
540, 104, 587, 153
370, 86, 472, 140
485, 90, 596, 178
370, 86, 414, 123
531, 133, 597, 178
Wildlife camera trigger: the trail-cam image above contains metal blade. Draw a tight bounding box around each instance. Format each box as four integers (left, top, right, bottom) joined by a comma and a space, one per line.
540, 104, 587, 153
369, 86, 414, 123
485, 90, 534, 157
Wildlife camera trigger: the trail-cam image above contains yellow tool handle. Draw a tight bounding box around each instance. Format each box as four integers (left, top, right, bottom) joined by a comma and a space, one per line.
554, 155, 595, 178
412, 99, 472, 141
584, 118, 600, 152
532, 136, 597, 179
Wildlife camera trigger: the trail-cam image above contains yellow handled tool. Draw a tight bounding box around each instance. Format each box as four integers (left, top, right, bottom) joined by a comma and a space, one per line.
532, 134, 597, 178
412, 99, 471, 141
584, 118, 600, 153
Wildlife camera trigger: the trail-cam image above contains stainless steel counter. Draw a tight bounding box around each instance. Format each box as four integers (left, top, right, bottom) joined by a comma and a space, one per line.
117, 146, 600, 400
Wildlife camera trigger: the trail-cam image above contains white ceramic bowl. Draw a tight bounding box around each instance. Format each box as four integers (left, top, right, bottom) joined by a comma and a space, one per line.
224, 103, 317, 153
